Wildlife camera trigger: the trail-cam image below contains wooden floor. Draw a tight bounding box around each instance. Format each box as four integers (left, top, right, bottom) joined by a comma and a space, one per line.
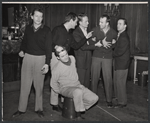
2, 80, 148, 121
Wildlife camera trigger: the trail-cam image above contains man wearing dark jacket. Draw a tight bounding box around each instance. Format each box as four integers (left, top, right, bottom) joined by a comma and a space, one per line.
113, 18, 130, 108
73, 13, 102, 89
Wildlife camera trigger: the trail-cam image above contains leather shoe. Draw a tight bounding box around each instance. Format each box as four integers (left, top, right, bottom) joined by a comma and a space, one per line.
52, 105, 62, 112
36, 111, 44, 118
114, 104, 127, 108
107, 102, 113, 108
12, 111, 25, 118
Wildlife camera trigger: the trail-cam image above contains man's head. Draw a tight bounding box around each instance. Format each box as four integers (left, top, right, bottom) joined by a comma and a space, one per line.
117, 18, 127, 32
99, 14, 110, 29
78, 13, 89, 28
31, 8, 44, 25
54, 45, 69, 62
64, 12, 78, 29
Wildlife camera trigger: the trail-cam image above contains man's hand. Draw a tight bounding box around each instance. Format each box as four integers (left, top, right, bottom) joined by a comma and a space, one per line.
95, 41, 102, 47
85, 31, 93, 39
112, 39, 116, 44
102, 37, 112, 49
91, 37, 96, 42
19, 51, 25, 57
41, 64, 49, 74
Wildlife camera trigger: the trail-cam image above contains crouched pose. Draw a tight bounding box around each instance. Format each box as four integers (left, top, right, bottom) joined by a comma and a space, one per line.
50, 45, 99, 119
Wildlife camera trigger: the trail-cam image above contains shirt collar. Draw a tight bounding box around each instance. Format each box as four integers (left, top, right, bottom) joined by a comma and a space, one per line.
79, 25, 87, 31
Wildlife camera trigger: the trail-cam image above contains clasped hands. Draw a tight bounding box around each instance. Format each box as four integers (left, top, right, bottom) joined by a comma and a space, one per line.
101, 37, 116, 49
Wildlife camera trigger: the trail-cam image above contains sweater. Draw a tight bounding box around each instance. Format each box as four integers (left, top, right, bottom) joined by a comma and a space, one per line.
20, 24, 52, 65
50, 56, 80, 93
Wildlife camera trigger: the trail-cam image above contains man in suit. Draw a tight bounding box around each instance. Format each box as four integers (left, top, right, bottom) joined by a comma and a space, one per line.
90, 15, 117, 108
73, 13, 102, 89
113, 18, 130, 108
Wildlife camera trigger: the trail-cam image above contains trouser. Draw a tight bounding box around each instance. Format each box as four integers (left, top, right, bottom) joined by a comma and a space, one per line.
18, 53, 45, 112
91, 57, 113, 102
113, 69, 128, 105
51, 85, 98, 112
77, 67, 91, 89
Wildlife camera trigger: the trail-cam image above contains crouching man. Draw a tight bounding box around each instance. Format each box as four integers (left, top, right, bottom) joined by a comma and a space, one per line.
50, 45, 99, 119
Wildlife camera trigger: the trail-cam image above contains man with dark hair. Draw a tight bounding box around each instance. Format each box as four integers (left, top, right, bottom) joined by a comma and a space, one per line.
113, 18, 130, 108
51, 45, 99, 119
50, 12, 93, 112
12, 8, 52, 118
90, 14, 117, 108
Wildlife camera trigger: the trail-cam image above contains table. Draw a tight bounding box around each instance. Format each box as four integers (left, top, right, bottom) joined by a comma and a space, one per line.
133, 55, 148, 84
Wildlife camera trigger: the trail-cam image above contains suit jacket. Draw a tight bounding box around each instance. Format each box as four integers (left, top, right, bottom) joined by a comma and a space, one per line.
73, 27, 95, 69
113, 31, 130, 70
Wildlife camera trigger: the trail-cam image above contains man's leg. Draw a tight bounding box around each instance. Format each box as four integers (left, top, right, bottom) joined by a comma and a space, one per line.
18, 54, 34, 112
115, 69, 128, 105
33, 55, 45, 112
82, 86, 99, 110
13, 54, 33, 118
91, 57, 101, 94
60, 87, 85, 112
102, 59, 113, 105
50, 89, 62, 112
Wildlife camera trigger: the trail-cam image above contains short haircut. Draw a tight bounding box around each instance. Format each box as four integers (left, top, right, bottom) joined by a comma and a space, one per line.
78, 13, 87, 22
65, 12, 77, 22
31, 7, 44, 16
54, 45, 66, 57
118, 18, 127, 26
101, 14, 110, 25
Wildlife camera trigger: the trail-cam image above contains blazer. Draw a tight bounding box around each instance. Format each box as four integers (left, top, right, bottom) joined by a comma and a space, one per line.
73, 27, 94, 69
113, 31, 130, 70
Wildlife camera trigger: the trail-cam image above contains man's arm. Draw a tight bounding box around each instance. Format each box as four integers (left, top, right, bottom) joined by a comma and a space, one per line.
113, 37, 129, 57
45, 28, 52, 65
20, 26, 28, 53
70, 31, 93, 50
50, 69, 60, 94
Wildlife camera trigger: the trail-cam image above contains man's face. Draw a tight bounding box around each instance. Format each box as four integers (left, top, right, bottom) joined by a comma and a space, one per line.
70, 17, 78, 29
31, 11, 43, 25
117, 19, 126, 32
57, 47, 69, 62
99, 17, 107, 29
79, 16, 89, 28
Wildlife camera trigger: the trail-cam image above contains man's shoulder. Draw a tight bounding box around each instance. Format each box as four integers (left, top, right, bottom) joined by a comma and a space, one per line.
73, 27, 81, 34
69, 55, 75, 62
43, 25, 51, 31
53, 24, 64, 31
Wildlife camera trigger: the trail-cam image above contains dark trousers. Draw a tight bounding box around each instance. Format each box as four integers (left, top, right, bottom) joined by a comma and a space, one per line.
113, 69, 128, 105
77, 67, 91, 89
91, 57, 113, 102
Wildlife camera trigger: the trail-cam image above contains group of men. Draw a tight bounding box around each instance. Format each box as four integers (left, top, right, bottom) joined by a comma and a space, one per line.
12, 7, 130, 119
